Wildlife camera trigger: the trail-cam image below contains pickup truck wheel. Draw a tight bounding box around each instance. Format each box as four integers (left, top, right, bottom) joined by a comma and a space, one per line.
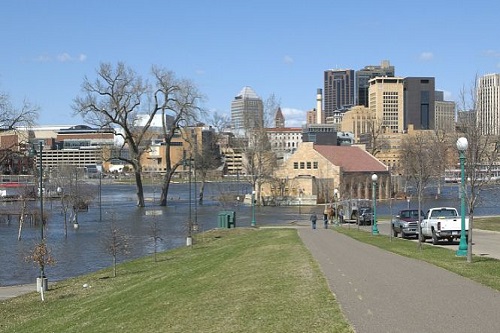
392, 228, 398, 237
401, 230, 406, 239
432, 230, 439, 245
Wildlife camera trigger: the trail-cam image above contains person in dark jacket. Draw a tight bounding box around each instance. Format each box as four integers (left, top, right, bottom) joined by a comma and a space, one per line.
310, 213, 317, 229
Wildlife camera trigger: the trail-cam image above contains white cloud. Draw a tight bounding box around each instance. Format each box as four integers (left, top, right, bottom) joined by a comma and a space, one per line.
281, 107, 306, 127
419, 52, 434, 61
283, 55, 294, 65
35, 54, 51, 62
195, 69, 205, 75
34, 52, 87, 63
57, 53, 72, 62
483, 50, 500, 58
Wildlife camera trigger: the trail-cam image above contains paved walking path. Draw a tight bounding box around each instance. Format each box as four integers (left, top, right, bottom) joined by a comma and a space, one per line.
298, 227, 500, 333
0, 284, 36, 301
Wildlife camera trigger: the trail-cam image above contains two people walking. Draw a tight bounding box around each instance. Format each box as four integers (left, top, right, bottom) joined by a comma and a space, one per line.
310, 212, 329, 229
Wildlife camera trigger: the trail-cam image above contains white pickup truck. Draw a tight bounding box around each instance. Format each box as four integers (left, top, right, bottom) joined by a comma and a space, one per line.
419, 207, 469, 245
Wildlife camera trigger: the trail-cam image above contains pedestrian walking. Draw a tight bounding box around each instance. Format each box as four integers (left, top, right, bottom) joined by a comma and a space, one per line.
339, 209, 344, 224
323, 211, 328, 229
328, 206, 334, 224
310, 213, 317, 229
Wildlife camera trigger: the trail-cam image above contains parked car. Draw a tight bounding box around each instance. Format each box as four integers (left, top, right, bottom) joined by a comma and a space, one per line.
392, 209, 424, 238
420, 207, 468, 244
357, 207, 373, 225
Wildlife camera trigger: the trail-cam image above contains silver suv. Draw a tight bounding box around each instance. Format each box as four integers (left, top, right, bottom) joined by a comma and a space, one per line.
358, 207, 373, 225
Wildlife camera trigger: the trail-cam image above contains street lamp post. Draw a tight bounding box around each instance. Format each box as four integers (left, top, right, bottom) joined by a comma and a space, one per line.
187, 153, 193, 246
38, 142, 44, 243
456, 137, 468, 257
371, 173, 379, 235
334, 188, 339, 226
251, 190, 256, 227
298, 189, 303, 215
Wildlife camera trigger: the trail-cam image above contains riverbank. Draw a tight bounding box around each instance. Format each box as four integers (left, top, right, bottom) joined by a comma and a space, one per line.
0, 228, 353, 333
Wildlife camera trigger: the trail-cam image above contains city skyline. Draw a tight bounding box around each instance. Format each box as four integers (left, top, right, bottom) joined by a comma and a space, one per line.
1, 0, 500, 128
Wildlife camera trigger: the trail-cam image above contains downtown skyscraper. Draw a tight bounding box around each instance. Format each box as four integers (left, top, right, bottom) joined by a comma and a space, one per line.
230, 86, 263, 137
323, 69, 355, 119
477, 73, 500, 135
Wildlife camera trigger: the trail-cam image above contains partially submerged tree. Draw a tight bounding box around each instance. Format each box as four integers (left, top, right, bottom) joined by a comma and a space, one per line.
73, 62, 154, 207
193, 126, 223, 205
52, 166, 96, 237
153, 67, 205, 206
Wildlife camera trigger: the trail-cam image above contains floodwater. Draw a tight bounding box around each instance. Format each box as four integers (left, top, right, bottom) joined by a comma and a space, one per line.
1, 180, 499, 286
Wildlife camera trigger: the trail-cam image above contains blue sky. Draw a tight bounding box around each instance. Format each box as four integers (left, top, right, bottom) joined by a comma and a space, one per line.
1, 0, 499, 127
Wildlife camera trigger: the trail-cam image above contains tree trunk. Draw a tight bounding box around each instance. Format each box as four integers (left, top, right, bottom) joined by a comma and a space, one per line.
18, 199, 27, 241
134, 170, 145, 207
159, 169, 175, 206
199, 180, 205, 205
113, 255, 117, 278
467, 213, 474, 263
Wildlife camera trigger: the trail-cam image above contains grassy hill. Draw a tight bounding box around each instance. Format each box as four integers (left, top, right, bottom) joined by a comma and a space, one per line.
0, 228, 353, 333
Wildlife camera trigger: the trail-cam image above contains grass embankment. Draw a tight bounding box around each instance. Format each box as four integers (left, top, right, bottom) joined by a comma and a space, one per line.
474, 216, 500, 232
0, 228, 353, 333
336, 227, 500, 291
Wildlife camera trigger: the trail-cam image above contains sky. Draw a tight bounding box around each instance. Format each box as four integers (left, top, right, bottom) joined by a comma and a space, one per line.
1, 0, 500, 127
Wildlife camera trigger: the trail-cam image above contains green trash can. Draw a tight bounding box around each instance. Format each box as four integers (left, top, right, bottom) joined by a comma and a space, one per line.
227, 211, 236, 228
218, 212, 229, 228
218, 211, 236, 228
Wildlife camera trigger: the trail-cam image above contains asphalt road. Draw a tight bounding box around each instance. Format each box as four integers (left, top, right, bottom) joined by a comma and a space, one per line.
298, 226, 500, 333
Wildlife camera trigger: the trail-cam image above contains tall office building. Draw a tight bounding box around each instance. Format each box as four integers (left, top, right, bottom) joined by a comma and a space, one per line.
368, 77, 405, 133
323, 69, 355, 119
356, 60, 395, 107
434, 90, 456, 132
477, 73, 500, 135
403, 77, 435, 130
230, 86, 264, 137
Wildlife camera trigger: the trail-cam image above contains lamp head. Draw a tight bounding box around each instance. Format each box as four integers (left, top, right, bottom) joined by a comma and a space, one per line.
371, 173, 378, 182
456, 137, 468, 152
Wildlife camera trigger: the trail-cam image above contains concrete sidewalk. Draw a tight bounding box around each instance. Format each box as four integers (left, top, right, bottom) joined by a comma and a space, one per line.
298, 227, 500, 333
0, 284, 36, 301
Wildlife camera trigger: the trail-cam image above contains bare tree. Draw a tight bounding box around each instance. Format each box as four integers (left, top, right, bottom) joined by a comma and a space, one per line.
193, 118, 226, 205
0, 89, 39, 172
103, 217, 130, 278
73, 62, 157, 207
52, 166, 96, 237
457, 78, 500, 263
146, 67, 205, 207
149, 215, 162, 263
25, 240, 56, 300
430, 129, 453, 197
401, 132, 439, 249
241, 95, 280, 203
366, 118, 389, 157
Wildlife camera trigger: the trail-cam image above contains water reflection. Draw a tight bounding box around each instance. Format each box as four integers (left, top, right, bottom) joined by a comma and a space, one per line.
1, 181, 499, 286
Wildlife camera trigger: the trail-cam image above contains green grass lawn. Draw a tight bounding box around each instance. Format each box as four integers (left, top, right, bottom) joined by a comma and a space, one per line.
0, 228, 353, 333
474, 216, 500, 232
